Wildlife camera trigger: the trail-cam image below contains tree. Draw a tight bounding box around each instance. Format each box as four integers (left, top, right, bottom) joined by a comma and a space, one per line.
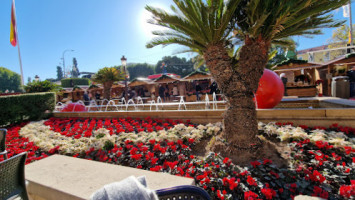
24, 80, 60, 93
71, 58, 80, 78
92, 67, 124, 100
146, 0, 347, 165
155, 56, 194, 77
127, 63, 155, 80
57, 66, 63, 80
27, 77, 32, 84
267, 38, 297, 68
0, 67, 21, 92
328, 24, 355, 44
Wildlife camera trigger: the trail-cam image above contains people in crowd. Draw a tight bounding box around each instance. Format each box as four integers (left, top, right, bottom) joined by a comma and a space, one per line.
280, 73, 288, 96
95, 91, 101, 104
209, 81, 218, 94
195, 82, 202, 101
95, 91, 101, 100
83, 91, 90, 105
144, 89, 151, 97
128, 90, 136, 100
347, 66, 355, 97
165, 85, 170, 101
138, 87, 145, 97
159, 84, 165, 101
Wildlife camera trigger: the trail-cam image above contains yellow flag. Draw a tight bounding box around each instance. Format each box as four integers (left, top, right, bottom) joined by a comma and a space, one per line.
10, 0, 17, 46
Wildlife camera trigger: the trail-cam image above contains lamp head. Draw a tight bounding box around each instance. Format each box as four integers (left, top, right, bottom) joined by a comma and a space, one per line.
121, 56, 127, 66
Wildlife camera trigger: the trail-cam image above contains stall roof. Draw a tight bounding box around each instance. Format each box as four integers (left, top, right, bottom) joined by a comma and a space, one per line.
148, 73, 180, 80
128, 77, 154, 87
154, 74, 181, 83
321, 53, 355, 66
183, 71, 212, 80
111, 83, 125, 88
272, 59, 321, 71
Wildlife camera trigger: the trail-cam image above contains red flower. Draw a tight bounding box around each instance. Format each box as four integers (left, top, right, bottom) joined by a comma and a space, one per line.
244, 191, 258, 200
250, 161, 261, 168
223, 157, 231, 165
263, 159, 272, 165
217, 190, 225, 200
150, 166, 162, 172
261, 188, 276, 200
246, 176, 257, 186
131, 154, 142, 161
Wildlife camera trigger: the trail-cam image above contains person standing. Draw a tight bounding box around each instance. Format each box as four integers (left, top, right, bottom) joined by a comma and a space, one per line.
95, 91, 101, 104
195, 82, 202, 101
83, 91, 90, 105
347, 66, 355, 98
209, 81, 218, 94
165, 85, 170, 101
159, 84, 165, 101
280, 73, 288, 96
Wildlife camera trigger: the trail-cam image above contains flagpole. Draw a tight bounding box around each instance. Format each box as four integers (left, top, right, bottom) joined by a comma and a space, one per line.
350, 0, 353, 45
13, 0, 24, 85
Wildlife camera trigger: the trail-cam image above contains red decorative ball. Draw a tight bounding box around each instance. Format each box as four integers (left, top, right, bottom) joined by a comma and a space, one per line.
254, 69, 284, 109
61, 103, 87, 112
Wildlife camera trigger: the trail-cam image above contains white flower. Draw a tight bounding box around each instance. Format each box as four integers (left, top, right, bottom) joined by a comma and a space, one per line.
310, 135, 325, 142
328, 138, 347, 147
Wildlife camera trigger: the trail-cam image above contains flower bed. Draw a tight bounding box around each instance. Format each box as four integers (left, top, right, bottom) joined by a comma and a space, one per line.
3, 118, 355, 199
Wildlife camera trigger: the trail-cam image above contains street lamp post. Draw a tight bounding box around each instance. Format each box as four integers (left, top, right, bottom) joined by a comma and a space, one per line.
121, 56, 128, 101
62, 49, 74, 78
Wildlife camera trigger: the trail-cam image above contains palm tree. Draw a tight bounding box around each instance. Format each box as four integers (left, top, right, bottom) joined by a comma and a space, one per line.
146, 0, 347, 164
92, 67, 124, 100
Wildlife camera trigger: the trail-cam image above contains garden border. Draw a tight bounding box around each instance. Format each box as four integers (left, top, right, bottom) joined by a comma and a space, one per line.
53, 108, 355, 127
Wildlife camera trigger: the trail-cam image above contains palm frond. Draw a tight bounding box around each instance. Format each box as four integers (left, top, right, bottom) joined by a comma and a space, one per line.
145, 0, 241, 54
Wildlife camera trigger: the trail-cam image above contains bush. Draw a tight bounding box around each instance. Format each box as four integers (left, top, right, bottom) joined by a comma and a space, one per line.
24, 80, 60, 93
0, 92, 55, 127
61, 78, 90, 87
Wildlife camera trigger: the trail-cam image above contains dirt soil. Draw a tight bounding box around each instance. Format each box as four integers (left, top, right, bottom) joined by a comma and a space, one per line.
191, 134, 292, 168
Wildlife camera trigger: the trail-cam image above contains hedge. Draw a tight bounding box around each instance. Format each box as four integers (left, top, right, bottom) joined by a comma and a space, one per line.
0, 92, 55, 127
61, 78, 90, 87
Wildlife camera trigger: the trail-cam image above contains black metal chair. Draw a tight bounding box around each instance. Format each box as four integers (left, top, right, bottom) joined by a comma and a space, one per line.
156, 185, 211, 200
0, 152, 29, 200
0, 129, 8, 160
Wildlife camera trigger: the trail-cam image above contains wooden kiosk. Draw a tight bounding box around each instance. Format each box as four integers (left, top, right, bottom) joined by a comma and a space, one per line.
319, 53, 355, 96
183, 71, 213, 102
273, 60, 321, 97
128, 78, 155, 101
154, 74, 183, 101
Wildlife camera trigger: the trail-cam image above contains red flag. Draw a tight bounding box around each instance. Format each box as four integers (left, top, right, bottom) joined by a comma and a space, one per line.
10, 0, 17, 46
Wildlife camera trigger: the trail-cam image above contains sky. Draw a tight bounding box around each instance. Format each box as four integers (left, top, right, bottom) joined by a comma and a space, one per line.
0, 0, 354, 82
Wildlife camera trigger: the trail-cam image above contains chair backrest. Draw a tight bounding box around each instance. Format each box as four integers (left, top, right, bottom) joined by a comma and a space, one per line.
0, 152, 29, 200
156, 185, 211, 200
0, 129, 6, 152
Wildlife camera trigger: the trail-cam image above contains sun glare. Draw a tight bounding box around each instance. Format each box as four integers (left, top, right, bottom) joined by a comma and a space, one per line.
139, 4, 169, 40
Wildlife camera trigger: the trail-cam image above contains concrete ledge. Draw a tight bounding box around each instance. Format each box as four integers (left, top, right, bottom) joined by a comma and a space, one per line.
53, 108, 355, 127
26, 155, 194, 200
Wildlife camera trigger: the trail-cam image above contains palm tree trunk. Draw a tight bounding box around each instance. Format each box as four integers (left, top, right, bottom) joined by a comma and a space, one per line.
103, 82, 113, 100
205, 41, 282, 166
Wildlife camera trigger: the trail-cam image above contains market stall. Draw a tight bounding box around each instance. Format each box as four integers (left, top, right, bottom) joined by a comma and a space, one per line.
128, 78, 155, 101
273, 60, 321, 97
154, 74, 184, 102
319, 53, 355, 96
183, 71, 214, 102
